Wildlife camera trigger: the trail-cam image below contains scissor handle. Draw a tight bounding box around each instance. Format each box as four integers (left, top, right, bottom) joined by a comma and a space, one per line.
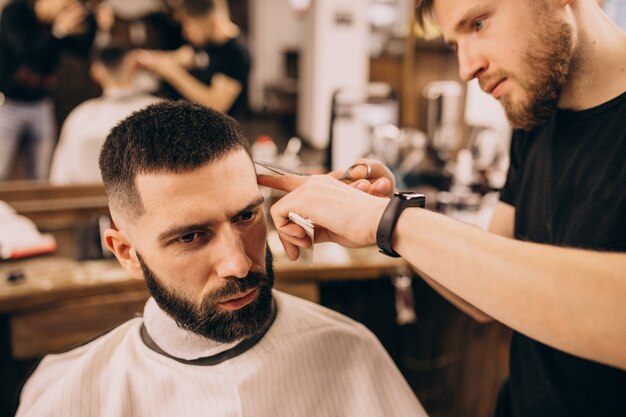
338, 163, 372, 182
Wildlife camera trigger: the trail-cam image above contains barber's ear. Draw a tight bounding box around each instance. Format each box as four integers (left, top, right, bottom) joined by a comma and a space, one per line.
103, 228, 143, 280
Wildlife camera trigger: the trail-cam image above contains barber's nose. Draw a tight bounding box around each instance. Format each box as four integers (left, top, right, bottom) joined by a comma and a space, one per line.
214, 228, 252, 279
457, 41, 487, 82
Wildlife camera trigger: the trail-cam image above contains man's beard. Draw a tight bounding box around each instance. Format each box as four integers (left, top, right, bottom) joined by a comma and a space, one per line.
137, 248, 275, 343
499, 19, 574, 130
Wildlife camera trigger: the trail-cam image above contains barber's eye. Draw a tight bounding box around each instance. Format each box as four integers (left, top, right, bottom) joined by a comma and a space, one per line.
472, 18, 486, 31
177, 232, 201, 243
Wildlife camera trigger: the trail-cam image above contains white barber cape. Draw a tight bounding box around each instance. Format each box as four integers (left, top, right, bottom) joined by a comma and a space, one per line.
17, 291, 428, 417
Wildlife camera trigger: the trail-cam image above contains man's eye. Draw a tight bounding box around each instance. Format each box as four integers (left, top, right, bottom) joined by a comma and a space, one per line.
177, 232, 201, 243
472, 18, 486, 31
239, 210, 257, 222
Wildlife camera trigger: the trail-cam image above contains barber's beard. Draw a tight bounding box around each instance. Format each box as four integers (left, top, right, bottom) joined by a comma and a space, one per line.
500, 20, 574, 130
137, 249, 275, 343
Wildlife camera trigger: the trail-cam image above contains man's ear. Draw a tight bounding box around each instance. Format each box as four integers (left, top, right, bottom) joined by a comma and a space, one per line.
90, 62, 104, 85
103, 226, 143, 280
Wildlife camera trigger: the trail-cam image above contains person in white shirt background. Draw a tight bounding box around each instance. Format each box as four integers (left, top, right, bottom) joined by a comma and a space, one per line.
49, 43, 159, 185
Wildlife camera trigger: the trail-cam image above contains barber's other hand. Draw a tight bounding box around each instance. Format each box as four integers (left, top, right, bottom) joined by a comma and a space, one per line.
257, 174, 389, 260
52, 2, 88, 38
135, 50, 184, 80
329, 159, 396, 198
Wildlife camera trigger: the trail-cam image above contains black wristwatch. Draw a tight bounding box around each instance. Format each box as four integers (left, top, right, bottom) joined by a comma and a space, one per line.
376, 191, 425, 258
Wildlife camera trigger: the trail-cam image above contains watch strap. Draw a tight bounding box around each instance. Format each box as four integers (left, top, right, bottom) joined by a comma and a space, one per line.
376, 192, 425, 258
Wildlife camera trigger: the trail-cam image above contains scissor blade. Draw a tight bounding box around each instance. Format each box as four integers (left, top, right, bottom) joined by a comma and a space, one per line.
254, 160, 312, 176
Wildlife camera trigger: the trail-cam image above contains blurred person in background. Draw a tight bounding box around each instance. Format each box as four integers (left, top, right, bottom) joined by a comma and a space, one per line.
49, 43, 160, 184
136, 0, 250, 120
0, 0, 95, 180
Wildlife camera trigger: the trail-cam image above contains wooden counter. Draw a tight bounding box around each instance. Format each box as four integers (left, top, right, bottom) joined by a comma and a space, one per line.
0, 246, 404, 359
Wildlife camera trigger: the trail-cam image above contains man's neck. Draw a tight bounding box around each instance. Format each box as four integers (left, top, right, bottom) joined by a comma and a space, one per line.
558, 1, 626, 111
101, 80, 135, 96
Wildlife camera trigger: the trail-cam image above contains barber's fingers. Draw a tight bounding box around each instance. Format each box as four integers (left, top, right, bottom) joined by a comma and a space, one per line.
355, 158, 396, 192
328, 164, 370, 181
351, 179, 371, 192
278, 233, 300, 261
370, 177, 392, 197
280, 222, 307, 239
54, 3, 87, 35
267, 175, 385, 248
257, 174, 308, 192
276, 223, 313, 261
343, 176, 391, 197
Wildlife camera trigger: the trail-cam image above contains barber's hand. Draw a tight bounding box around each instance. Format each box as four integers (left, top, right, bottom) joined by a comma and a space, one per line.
258, 174, 389, 260
135, 50, 185, 80
95, 3, 115, 32
329, 158, 396, 198
52, 2, 88, 38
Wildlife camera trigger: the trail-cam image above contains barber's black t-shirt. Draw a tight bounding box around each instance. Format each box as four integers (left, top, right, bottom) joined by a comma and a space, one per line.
192, 36, 251, 120
496, 90, 626, 417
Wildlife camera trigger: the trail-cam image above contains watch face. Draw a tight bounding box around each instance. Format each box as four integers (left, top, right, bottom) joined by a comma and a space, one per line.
397, 191, 425, 201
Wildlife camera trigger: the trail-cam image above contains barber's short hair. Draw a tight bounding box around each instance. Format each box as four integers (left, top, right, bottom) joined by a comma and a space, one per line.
99, 101, 250, 220
91, 43, 130, 72
179, 0, 216, 16
415, 0, 435, 28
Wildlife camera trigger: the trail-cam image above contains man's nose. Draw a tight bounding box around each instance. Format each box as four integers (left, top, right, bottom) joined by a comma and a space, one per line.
214, 227, 253, 279
457, 41, 487, 82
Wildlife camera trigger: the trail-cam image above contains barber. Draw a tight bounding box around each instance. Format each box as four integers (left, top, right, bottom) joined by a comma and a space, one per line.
258, 0, 626, 416
136, 0, 250, 120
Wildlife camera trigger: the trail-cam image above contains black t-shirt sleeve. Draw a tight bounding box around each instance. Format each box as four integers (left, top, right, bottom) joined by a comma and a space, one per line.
499, 130, 524, 207
219, 40, 250, 85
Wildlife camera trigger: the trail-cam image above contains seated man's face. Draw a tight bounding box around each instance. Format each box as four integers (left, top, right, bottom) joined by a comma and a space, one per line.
118, 149, 273, 342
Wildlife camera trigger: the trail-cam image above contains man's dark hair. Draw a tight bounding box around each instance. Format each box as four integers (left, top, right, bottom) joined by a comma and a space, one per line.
179, 0, 216, 16
91, 43, 130, 72
415, 0, 434, 28
99, 101, 250, 219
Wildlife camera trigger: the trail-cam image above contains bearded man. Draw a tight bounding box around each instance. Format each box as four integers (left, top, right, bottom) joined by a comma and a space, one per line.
15, 101, 427, 417
258, 1, 626, 416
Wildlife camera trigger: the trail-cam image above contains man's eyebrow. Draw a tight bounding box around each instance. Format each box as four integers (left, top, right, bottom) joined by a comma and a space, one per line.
442, 4, 488, 50
158, 222, 213, 242
157, 196, 265, 242
229, 196, 265, 220
454, 4, 488, 32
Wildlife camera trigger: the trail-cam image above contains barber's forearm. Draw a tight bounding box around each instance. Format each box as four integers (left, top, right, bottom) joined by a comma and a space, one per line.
417, 270, 494, 323
392, 208, 626, 370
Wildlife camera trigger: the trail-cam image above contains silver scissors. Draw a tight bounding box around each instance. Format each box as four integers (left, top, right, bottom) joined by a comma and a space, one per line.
254, 160, 371, 182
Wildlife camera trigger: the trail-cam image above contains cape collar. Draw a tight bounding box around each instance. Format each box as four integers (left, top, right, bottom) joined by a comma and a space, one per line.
141, 297, 276, 366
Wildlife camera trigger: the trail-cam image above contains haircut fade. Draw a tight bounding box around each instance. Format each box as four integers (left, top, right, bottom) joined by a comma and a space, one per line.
99, 101, 250, 220
91, 42, 130, 72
